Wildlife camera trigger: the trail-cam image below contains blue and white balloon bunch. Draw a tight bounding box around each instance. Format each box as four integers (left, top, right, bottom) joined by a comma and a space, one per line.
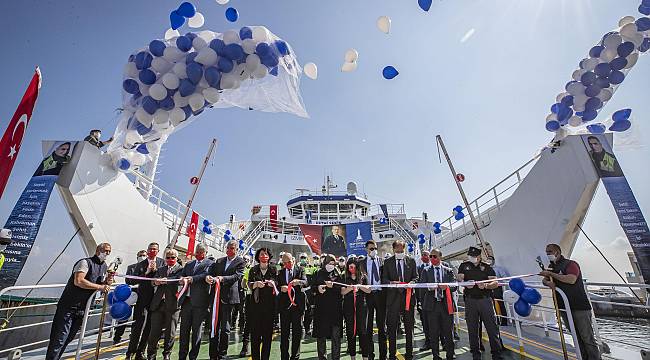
109, 284, 134, 321
417, 233, 426, 245
109, 26, 308, 172
503, 278, 542, 317
202, 219, 212, 235
452, 206, 465, 221
223, 229, 233, 241
432, 222, 442, 234
239, 239, 245, 250
546, 14, 650, 132
379, 217, 388, 225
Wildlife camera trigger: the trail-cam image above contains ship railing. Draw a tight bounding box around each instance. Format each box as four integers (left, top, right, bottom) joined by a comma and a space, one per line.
437, 155, 539, 248
288, 189, 370, 199
240, 218, 269, 256
367, 204, 406, 217
387, 218, 418, 244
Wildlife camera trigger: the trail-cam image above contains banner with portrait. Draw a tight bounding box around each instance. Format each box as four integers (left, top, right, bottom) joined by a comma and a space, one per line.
345, 221, 372, 256
321, 224, 347, 257
581, 135, 650, 285
0, 141, 77, 288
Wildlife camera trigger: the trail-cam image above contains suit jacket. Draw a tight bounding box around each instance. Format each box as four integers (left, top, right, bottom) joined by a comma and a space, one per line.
132, 257, 166, 306
381, 255, 418, 308
276, 266, 308, 311
321, 234, 347, 257
208, 255, 245, 305
418, 265, 457, 312
150, 263, 184, 312
358, 256, 384, 286
124, 263, 138, 286
178, 258, 214, 308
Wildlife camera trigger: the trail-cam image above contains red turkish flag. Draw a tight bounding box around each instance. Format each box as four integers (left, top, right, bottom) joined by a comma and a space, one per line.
186, 211, 199, 256
269, 204, 278, 232
299, 224, 322, 255
0, 68, 41, 199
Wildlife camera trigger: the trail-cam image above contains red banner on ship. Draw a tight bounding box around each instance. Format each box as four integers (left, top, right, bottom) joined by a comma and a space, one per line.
186, 211, 199, 256
299, 224, 322, 255
0, 68, 41, 199
270, 205, 278, 232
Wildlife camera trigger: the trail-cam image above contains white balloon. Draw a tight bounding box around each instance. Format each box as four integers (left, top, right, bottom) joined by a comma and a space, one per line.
376, 16, 391, 34
161, 73, 180, 90
173, 62, 188, 79
252, 27, 268, 43
303, 62, 318, 80
164, 28, 180, 41
125, 131, 143, 147
603, 33, 622, 49
568, 115, 582, 127
223, 30, 240, 44
163, 46, 184, 62
188, 12, 205, 28
573, 93, 588, 107
125, 292, 138, 306
135, 108, 153, 127
341, 62, 357, 72
188, 93, 205, 111
556, 92, 570, 103
128, 151, 147, 166
344, 49, 359, 63
195, 47, 218, 66
198, 77, 209, 89
546, 113, 558, 122
597, 88, 613, 102
198, 30, 216, 43
153, 109, 169, 124
630, 32, 644, 48
173, 92, 190, 107
147, 141, 162, 154
503, 290, 519, 305
203, 87, 221, 104
170, 107, 186, 126
573, 102, 586, 112
138, 83, 150, 97
245, 54, 261, 72
152, 120, 170, 131
582, 58, 599, 71
151, 57, 172, 73
192, 36, 208, 50
216, 0, 230, 4
572, 69, 586, 81
566, 82, 585, 96
625, 52, 639, 69
123, 62, 139, 78
242, 39, 258, 54
220, 73, 240, 88
620, 23, 638, 40
252, 65, 268, 79
600, 48, 617, 62
149, 84, 167, 101
618, 16, 636, 27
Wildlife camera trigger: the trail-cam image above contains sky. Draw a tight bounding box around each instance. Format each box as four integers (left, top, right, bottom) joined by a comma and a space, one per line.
0, 0, 649, 286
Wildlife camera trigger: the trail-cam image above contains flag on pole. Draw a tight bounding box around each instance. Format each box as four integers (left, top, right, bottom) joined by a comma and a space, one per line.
186, 211, 199, 257
0, 68, 42, 199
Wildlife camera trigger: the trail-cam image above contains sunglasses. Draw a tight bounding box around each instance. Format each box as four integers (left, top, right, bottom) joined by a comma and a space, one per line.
166, 256, 177, 259
368, 247, 377, 251
431, 255, 438, 258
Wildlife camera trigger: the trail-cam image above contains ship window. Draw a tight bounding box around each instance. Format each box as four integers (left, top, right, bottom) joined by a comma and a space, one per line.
305, 204, 318, 212
289, 206, 302, 216
339, 204, 353, 212
320, 204, 337, 213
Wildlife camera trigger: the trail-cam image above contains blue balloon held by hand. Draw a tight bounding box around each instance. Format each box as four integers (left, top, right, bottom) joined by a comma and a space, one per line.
418, 0, 433, 11
170, 10, 185, 30
383, 66, 399, 79
225, 7, 239, 22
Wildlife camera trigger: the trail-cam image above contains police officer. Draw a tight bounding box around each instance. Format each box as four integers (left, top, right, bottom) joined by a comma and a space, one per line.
457, 246, 503, 360
0, 228, 12, 271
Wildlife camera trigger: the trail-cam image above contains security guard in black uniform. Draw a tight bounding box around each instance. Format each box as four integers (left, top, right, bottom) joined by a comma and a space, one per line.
457, 246, 503, 360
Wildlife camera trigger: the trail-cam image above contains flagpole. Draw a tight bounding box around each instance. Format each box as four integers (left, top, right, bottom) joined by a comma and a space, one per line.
170, 138, 217, 248
435, 135, 488, 253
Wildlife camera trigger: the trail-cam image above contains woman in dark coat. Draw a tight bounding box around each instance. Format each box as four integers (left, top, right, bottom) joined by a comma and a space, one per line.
313, 254, 343, 360
247, 248, 277, 360
341, 258, 372, 360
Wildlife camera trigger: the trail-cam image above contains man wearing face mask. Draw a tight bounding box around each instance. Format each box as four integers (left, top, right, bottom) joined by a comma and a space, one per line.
0, 228, 12, 272
457, 247, 502, 360
416, 250, 432, 352
540, 244, 600, 360
45, 243, 113, 360
358, 240, 387, 360
277, 253, 308, 360
127, 242, 166, 360
206, 240, 245, 360
382, 240, 418, 360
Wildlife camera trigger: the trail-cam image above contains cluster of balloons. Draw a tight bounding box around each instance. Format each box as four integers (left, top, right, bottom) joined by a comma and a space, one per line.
417, 233, 426, 245
342, 49, 359, 72
170, 2, 203, 30
109, 26, 307, 172
203, 219, 212, 235
433, 221, 442, 234
503, 278, 542, 317
586, 108, 634, 134
407, 242, 415, 253
546, 14, 650, 133
223, 229, 234, 241
109, 284, 135, 321
452, 206, 465, 221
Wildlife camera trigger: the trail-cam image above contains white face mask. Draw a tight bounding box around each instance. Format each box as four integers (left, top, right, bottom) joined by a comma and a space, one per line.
468, 256, 479, 265
325, 264, 336, 273
395, 252, 405, 260
369, 249, 377, 258
137, 256, 147, 262
547, 254, 556, 263
98, 252, 108, 262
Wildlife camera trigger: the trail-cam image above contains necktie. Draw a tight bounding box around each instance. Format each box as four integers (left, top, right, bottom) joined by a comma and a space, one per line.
435, 267, 440, 300
371, 259, 379, 285
397, 260, 403, 282
286, 268, 290, 285
193, 260, 200, 274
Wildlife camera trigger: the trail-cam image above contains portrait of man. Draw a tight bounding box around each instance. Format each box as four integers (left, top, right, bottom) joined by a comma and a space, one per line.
585, 135, 623, 178
321, 225, 347, 257
33, 141, 75, 177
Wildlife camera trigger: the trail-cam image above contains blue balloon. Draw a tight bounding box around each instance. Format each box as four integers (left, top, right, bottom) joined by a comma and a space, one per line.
177, 2, 196, 18
110, 301, 132, 320
609, 57, 627, 71
239, 243, 245, 250
186, 62, 203, 84
382, 66, 399, 79
581, 110, 598, 122
639, 5, 650, 16
433, 222, 441, 228
585, 97, 602, 111
587, 123, 606, 134
260, 53, 279, 68
114, 284, 132, 301
418, 233, 425, 240
418, 238, 426, 245
225, 7, 239, 22
514, 299, 532, 317
185, 52, 198, 64
117, 158, 131, 170
550, 102, 566, 114
239, 27, 253, 40
204, 67, 222, 88
454, 213, 465, 221
593, 63, 611, 78
176, 36, 193, 52
256, 42, 272, 56
149, 40, 166, 57
584, 84, 601, 98
453, 205, 463, 212
617, 41, 635, 58
269, 66, 279, 76
135, 121, 152, 135
594, 76, 610, 89
223, 43, 245, 61
580, 71, 597, 86
181, 106, 193, 119
588, 45, 604, 58
238, 239, 243, 245
509, 278, 526, 295
135, 51, 153, 70
209, 38, 226, 56
159, 96, 175, 111
520, 288, 542, 305
225, 229, 232, 235
185, 32, 197, 40
203, 219, 210, 226
142, 96, 159, 115
557, 107, 573, 123
206, 228, 212, 235
609, 119, 631, 132
433, 228, 441, 234
640, 38, 650, 53
217, 57, 234, 73
107, 291, 116, 305
179, 78, 196, 97
170, 10, 185, 30
636, 17, 650, 31
560, 95, 574, 107
608, 70, 625, 85
203, 226, 209, 233
224, 234, 231, 241
546, 119, 560, 132
418, 0, 433, 11
136, 143, 149, 154
275, 40, 290, 56
139, 69, 156, 85
123, 79, 139, 94
612, 108, 631, 122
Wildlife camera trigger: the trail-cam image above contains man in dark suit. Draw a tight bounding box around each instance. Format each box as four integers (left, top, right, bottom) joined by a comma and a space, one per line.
114, 250, 146, 345
416, 249, 432, 352
321, 225, 346, 257
206, 240, 245, 360
381, 240, 418, 360
419, 249, 457, 360
147, 248, 184, 360
358, 240, 387, 360
127, 242, 166, 360
178, 244, 214, 360
277, 253, 308, 360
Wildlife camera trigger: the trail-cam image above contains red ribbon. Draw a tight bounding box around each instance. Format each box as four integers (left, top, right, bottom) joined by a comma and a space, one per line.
400, 282, 413, 311
211, 281, 221, 338
353, 287, 358, 337
287, 283, 297, 308
445, 286, 454, 315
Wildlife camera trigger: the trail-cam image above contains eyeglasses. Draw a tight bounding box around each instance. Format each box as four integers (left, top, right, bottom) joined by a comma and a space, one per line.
368, 247, 377, 251
166, 256, 176, 259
